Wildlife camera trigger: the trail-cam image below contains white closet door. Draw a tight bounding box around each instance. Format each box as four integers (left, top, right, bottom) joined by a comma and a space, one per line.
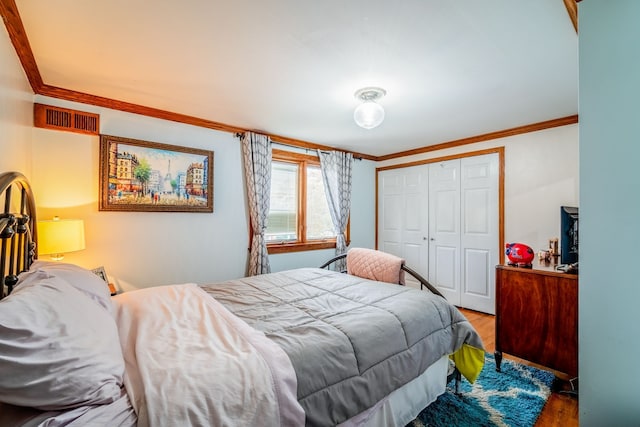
460, 154, 499, 314
378, 153, 499, 311
378, 170, 404, 257
378, 166, 429, 288
428, 160, 461, 303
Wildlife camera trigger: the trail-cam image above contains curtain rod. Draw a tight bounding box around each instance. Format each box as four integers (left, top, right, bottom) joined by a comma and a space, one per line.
234, 133, 362, 160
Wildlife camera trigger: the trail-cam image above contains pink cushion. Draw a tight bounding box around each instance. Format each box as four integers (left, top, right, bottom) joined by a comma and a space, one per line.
346, 248, 405, 285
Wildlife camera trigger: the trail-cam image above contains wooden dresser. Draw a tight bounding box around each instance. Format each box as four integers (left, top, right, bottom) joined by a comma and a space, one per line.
494, 264, 578, 378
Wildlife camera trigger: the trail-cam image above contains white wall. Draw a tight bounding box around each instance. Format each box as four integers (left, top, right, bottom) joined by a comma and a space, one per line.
30, 97, 250, 291
0, 22, 34, 175
376, 124, 579, 253
579, 2, 640, 425
28, 91, 575, 290
28, 96, 377, 289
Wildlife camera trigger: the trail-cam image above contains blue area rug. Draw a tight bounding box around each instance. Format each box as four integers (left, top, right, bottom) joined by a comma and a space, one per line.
408, 353, 556, 427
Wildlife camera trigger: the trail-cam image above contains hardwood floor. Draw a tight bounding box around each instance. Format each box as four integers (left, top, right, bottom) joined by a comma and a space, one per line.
459, 308, 579, 427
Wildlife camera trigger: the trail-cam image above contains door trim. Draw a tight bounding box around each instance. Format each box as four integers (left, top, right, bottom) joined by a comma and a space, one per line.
375, 147, 505, 265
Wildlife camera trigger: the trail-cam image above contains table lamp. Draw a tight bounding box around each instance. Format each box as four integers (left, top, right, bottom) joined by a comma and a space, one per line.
37, 216, 86, 260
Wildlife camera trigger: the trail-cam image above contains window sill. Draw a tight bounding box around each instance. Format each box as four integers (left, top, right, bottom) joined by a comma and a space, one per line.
267, 241, 336, 254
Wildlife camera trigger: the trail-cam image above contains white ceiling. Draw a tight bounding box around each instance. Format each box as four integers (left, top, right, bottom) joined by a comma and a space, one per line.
15, 0, 578, 157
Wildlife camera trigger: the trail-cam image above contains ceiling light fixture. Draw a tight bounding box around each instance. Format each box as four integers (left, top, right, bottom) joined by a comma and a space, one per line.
353, 87, 386, 129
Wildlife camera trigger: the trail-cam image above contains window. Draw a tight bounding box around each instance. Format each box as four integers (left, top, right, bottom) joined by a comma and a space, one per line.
267, 161, 298, 242
266, 149, 346, 254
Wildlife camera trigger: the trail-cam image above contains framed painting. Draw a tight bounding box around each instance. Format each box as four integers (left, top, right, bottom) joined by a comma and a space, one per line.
99, 135, 214, 212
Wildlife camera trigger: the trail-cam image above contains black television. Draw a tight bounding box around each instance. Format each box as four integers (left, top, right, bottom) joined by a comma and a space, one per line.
560, 206, 579, 265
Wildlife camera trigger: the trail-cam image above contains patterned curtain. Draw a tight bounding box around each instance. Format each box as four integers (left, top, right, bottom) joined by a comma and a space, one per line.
318, 150, 353, 271
241, 132, 272, 275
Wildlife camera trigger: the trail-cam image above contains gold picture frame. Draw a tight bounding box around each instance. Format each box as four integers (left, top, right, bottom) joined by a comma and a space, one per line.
99, 134, 214, 212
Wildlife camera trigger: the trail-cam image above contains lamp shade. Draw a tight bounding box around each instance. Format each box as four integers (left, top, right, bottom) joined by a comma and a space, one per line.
37, 217, 85, 260
353, 101, 385, 129
353, 86, 386, 129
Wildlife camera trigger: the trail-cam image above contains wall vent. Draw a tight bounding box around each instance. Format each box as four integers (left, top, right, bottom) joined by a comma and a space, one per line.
34, 103, 100, 135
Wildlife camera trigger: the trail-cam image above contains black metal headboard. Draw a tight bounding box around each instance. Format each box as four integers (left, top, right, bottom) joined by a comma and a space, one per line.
0, 172, 37, 299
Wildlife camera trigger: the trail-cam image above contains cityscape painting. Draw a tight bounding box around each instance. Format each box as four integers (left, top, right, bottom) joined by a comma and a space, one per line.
99, 135, 214, 212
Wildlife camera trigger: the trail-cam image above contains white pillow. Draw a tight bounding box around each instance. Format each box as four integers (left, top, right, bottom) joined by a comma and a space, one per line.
0, 275, 125, 410
17, 261, 112, 313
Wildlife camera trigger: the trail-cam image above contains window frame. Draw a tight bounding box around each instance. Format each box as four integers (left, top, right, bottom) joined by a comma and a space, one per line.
265, 149, 349, 254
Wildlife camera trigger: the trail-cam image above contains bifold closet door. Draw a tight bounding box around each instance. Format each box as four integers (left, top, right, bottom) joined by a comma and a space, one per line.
428, 155, 498, 313
459, 154, 499, 314
378, 153, 498, 312
377, 165, 429, 289
428, 160, 461, 303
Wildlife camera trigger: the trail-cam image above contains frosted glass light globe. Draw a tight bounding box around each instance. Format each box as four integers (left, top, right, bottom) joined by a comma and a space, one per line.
354, 101, 385, 129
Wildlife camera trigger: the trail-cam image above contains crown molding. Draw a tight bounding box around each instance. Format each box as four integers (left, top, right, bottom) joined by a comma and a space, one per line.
375, 115, 579, 162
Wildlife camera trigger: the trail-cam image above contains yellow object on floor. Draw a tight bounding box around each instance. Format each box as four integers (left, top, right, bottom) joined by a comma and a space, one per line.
451, 344, 485, 383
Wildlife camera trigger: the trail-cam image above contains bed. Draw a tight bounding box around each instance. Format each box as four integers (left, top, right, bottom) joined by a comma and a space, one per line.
0, 171, 484, 426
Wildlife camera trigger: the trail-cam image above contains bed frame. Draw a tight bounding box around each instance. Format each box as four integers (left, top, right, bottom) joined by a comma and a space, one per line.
0, 172, 37, 299
320, 252, 445, 298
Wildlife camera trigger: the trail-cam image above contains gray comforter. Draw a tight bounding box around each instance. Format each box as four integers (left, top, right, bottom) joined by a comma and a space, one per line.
200, 268, 482, 427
